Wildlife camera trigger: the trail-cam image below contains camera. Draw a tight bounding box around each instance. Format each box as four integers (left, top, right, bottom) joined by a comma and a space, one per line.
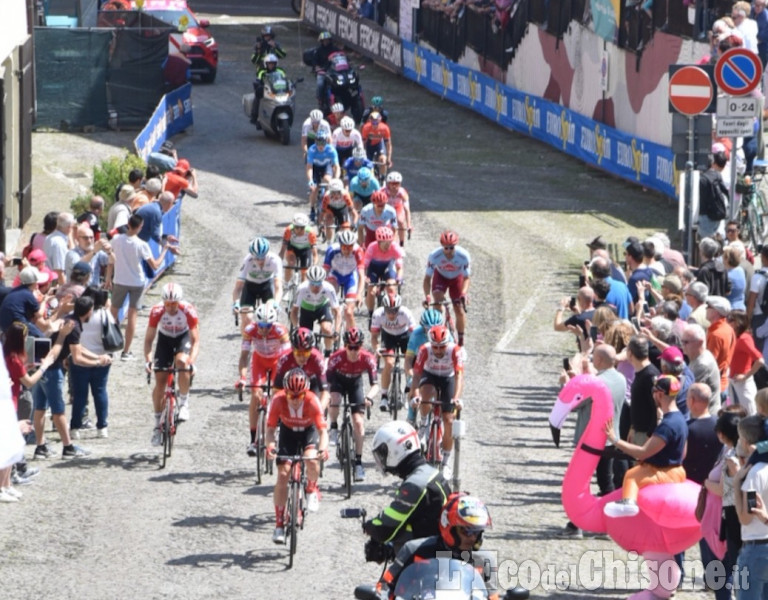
364, 539, 395, 563
747, 490, 757, 512
569, 296, 576, 311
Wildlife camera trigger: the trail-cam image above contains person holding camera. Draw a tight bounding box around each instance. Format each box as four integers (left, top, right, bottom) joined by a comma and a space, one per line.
553, 286, 595, 352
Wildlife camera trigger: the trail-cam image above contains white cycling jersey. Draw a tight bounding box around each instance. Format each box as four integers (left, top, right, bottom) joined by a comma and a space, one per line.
301, 118, 332, 140
370, 306, 415, 336
293, 280, 340, 311
237, 251, 282, 284
332, 128, 363, 151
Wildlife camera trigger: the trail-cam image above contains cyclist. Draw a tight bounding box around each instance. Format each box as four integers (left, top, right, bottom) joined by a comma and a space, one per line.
320, 178, 357, 242
301, 109, 332, 160
364, 226, 404, 318
306, 129, 340, 223
289, 265, 341, 358
266, 368, 329, 544
232, 236, 283, 329
144, 283, 199, 446
327, 101, 346, 129
251, 25, 286, 69
332, 116, 363, 167
250, 54, 286, 128
362, 95, 389, 124
423, 230, 471, 347
361, 111, 392, 180
370, 293, 415, 412
383, 172, 412, 247
378, 494, 492, 597
237, 303, 290, 457
411, 325, 464, 481
326, 328, 379, 481
279, 213, 318, 285
349, 166, 380, 214
344, 146, 375, 187
323, 229, 365, 331
274, 327, 330, 410
363, 421, 451, 557
358, 190, 397, 248
404, 309, 452, 422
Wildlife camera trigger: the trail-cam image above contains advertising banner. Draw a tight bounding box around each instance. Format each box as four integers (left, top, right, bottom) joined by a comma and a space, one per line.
402, 41, 675, 198
134, 83, 194, 161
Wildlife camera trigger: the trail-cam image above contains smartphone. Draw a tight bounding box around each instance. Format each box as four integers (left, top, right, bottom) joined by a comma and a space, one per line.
562, 358, 571, 372
25, 337, 51, 366
12, 257, 23, 267
630, 317, 640, 332
589, 325, 598, 343
569, 296, 576, 311
747, 490, 757, 512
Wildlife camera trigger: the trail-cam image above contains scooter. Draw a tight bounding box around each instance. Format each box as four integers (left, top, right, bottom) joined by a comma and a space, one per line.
243, 72, 303, 145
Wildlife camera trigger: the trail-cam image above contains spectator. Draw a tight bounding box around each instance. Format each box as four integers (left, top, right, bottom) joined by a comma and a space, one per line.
724, 245, 747, 310
554, 286, 595, 346
642, 238, 667, 277
682, 323, 722, 414
747, 244, 768, 351
643, 315, 680, 363
724, 224, 754, 272
358, 0, 374, 19
43, 212, 76, 284
76, 196, 105, 242
65, 223, 112, 286
677, 268, 697, 320
135, 191, 177, 246
658, 298, 687, 341
697, 237, 730, 297
604, 320, 636, 401
705, 296, 736, 405
25, 211, 59, 256
147, 141, 178, 175
652, 232, 686, 271
659, 345, 694, 418
594, 343, 628, 492
0, 255, 10, 307
107, 185, 135, 232
627, 334, 661, 445
732, 1, 759, 54
131, 177, 162, 212
685, 281, 711, 331
729, 309, 764, 415
0, 267, 50, 338
624, 240, 653, 306
53, 261, 92, 318
699, 154, 729, 240
590, 256, 632, 318
754, 0, 768, 67
109, 214, 175, 360
163, 159, 198, 199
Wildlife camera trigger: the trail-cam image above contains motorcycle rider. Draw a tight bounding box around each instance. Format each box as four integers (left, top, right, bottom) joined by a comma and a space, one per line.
363, 421, 451, 560
251, 25, 285, 68
251, 54, 286, 128
311, 31, 338, 108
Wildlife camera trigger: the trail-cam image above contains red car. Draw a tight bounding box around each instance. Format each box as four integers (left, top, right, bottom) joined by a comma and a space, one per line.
138, 0, 219, 83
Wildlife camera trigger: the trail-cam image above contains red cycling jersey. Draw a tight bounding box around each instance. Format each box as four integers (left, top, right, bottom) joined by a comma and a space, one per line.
148, 301, 199, 337
242, 322, 291, 359
327, 348, 378, 384
273, 348, 328, 390
267, 390, 327, 431
361, 121, 391, 146
413, 343, 464, 378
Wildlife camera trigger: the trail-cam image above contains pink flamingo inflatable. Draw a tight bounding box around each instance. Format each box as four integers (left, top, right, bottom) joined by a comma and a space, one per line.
549, 374, 702, 599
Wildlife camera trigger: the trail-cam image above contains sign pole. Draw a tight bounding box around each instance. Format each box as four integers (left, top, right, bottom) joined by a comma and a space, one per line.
686, 116, 695, 263
730, 135, 738, 222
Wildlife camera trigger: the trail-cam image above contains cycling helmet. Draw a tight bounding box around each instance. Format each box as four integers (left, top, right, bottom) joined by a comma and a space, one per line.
249, 236, 270, 258
428, 325, 450, 347
318, 31, 332, 42
382, 293, 402, 309
307, 265, 327, 283
340, 116, 354, 131
161, 282, 183, 302
371, 190, 388, 206
357, 166, 372, 182
254, 303, 278, 325
352, 146, 367, 160
371, 96, 383, 108
370, 111, 381, 122
291, 327, 315, 350
439, 493, 491, 550
315, 129, 329, 143
440, 230, 459, 246
262, 25, 274, 37
293, 213, 310, 228
372, 421, 420, 475
283, 367, 310, 394
375, 226, 394, 242
328, 178, 344, 193
331, 102, 345, 114
386, 171, 403, 184
309, 109, 323, 123
264, 53, 278, 66
420, 308, 445, 328
344, 327, 364, 347
337, 229, 356, 246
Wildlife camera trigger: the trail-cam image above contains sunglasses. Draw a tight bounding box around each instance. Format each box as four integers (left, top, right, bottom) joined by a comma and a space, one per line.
286, 391, 306, 400
164, 301, 179, 307
293, 349, 311, 357
726, 228, 739, 233
257, 321, 272, 329
347, 345, 361, 351
431, 344, 447, 351
443, 246, 455, 251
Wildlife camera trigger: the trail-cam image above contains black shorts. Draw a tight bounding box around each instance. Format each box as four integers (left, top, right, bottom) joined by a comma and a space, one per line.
276, 424, 319, 464
337, 146, 353, 165
154, 331, 192, 370
312, 165, 332, 184
354, 193, 373, 208
287, 245, 313, 269
325, 205, 350, 226
299, 304, 334, 329
381, 330, 409, 354
329, 373, 366, 414
418, 372, 456, 413
240, 279, 275, 307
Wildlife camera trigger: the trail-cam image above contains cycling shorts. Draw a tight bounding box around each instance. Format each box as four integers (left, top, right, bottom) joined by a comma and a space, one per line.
366, 260, 397, 284
418, 372, 456, 413
363, 227, 378, 248
240, 279, 275, 307
286, 245, 313, 269
154, 331, 192, 370
431, 272, 465, 305
250, 354, 280, 388
299, 304, 334, 329
328, 374, 366, 415
381, 330, 410, 354
328, 270, 359, 299
365, 141, 386, 161
336, 146, 353, 165
324, 205, 350, 227
354, 193, 373, 208
312, 164, 333, 184
276, 424, 319, 465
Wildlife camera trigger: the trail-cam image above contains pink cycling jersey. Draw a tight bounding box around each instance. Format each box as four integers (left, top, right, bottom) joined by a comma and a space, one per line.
363, 241, 404, 270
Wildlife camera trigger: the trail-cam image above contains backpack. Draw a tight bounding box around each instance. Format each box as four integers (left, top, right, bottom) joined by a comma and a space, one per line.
759, 269, 768, 314
699, 169, 728, 221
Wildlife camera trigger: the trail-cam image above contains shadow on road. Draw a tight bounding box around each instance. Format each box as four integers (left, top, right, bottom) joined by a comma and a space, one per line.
172, 513, 272, 532
47, 453, 161, 472
166, 549, 287, 572
149, 468, 255, 486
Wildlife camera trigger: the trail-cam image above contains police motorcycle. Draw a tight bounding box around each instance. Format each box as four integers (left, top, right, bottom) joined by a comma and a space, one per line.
243, 70, 302, 145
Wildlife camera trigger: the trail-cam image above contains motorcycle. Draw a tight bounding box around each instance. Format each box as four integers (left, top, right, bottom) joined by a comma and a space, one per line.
242, 72, 302, 145
317, 51, 365, 124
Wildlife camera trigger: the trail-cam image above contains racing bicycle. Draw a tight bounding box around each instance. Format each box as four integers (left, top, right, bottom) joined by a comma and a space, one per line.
379, 349, 405, 421
737, 160, 768, 251
336, 394, 371, 499
278, 454, 309, 569
148, 366, 194, 469
238, 371, 274, 485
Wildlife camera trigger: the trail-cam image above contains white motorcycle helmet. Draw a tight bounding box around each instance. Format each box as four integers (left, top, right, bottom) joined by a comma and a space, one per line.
372, 421, 420, 475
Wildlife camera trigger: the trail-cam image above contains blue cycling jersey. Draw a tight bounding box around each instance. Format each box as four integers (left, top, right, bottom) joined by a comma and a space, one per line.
344, 157, 374, 181
307, 144, 339, 169
349, 175, 380, 200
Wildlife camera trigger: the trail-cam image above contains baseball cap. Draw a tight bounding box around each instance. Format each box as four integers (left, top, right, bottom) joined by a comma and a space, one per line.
660, 346, 684, 365
586, 236, 606, 251
27, 249, 47, 266
19, 266, 47, 286
72, 261, 92, 276
706, 296, 732, 316
661, 275, 683, 295
174, 159, 191, 174
622, 236, 640, 249
653, 374, 681, 396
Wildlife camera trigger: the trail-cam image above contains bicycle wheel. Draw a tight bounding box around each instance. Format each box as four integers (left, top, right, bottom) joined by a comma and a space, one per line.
756, 189, 768, 241
160, 408, 169, 470
389, 369, 401, 421
427, 418, 443, 467
255, 409, 266, 485
341, 420, 352, 498
288, 472, 300, 568
747, 204, 761, 251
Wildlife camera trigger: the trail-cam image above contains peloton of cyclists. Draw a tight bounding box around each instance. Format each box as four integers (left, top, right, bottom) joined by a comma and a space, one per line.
232, 237, 283, 329
289, 265, 341, 358
279, 213, 318, 285
323, 229, 365, 331
370, 292, 415, 412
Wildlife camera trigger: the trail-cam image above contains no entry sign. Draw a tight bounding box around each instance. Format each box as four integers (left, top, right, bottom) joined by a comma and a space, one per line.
668, 66, 714, 116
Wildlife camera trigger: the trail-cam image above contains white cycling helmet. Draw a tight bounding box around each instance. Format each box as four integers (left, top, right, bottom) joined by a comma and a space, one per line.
293, 213, 310, 228
372, 421, 420, 474
382, 293, 402, 309
340, 116, 354, 130
161, 282, 183, 302
386, 171, 403, 184
307, 265, 326, 283
352, 146, 366, 160
331, 102, 345, 113
337, 229, 356, 246
254, 303, 278, 325
328, 178, 344, 193
309, 109, 323, 123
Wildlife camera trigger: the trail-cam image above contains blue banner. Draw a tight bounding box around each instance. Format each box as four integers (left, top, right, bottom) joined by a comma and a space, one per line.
402, 41, 676, 198
133, 83, 194, 161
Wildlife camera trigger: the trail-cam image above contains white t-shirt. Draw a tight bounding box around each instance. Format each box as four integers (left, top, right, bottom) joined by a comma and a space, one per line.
107, 201, 131, 231
111, 233, 152, 287
43, 230, 69, 271
740, 462, 768, 541
750, 270, 768, 316
80, 307, 114, 355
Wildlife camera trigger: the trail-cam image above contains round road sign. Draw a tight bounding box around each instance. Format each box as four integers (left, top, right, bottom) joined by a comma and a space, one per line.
669, 66, 714, 116
715, 48, 763, 96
